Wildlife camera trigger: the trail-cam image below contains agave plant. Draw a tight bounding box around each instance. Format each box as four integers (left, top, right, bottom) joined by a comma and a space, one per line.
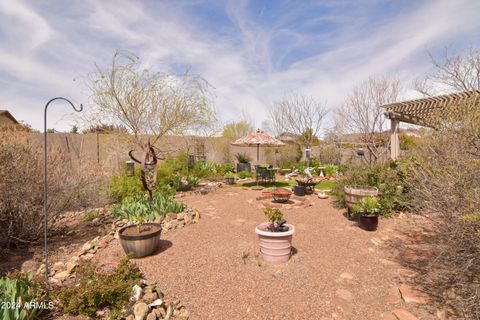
0, 274, 44, 320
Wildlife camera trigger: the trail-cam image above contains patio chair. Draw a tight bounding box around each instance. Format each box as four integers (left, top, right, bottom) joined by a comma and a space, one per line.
255, 166, 269, 184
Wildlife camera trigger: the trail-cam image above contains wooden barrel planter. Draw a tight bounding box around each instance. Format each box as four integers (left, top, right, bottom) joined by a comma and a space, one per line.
272, 188, 292, 203
343, 185, 379, 218
118, 223, 162, 258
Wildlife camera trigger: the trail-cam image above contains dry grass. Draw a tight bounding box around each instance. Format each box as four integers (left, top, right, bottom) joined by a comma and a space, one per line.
0, 129, 108, 247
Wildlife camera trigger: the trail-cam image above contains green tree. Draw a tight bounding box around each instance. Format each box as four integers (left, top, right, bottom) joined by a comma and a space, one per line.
222, 120, 254, 139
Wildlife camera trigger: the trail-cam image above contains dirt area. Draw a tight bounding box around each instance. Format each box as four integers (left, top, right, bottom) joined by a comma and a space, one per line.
1, 186, 439, 319
95, 186, 438, 320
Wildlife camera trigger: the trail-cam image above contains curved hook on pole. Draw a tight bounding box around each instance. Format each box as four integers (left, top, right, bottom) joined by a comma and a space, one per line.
44, 97, 83, 281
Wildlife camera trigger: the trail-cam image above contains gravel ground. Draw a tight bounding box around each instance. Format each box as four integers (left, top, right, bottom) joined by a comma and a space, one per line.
101, 186, 434, 320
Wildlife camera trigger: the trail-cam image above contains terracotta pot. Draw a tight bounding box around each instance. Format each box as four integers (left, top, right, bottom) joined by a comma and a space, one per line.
255, 223, 295, 264
272, 188, 292, 203
118, 223, 162, 258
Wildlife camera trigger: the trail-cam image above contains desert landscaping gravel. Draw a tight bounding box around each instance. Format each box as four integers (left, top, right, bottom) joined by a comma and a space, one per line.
97, 186, 436, 319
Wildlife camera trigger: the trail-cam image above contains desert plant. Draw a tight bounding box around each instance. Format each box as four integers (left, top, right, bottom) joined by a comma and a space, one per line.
82, 210, 101, 222
403, 97, 480, 317
0, 274, 47, 320
57, 256, 141, 317
215, 163, 235, 176
0, 130, 107, 247
235, 153, 252, 164
263, 207, 288, 232
352, 196, 380, 216
237, 171, 252, 179
86, 51, 217, 201
330, 161, 409, 216
224, 172, 235, 179
112, 193, 184, 223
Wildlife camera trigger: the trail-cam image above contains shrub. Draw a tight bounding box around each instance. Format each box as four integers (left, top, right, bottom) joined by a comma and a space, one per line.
0, 273, 46, 320
82, 210, 101, 222
0, 130, 107, 247
399, 134, 420, 150
402, 99, 480, 317
331, 161, 410, 216
237, 171, 252, 179
107, 169, 145, 201
224, 172, 235, 179
57, 256, 141, 317
112, 193, 184, 222
215, 163, 234, 176
107, 167, 175, 202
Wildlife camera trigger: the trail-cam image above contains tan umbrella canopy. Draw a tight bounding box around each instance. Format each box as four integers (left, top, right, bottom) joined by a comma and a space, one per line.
231, 129, 285, 165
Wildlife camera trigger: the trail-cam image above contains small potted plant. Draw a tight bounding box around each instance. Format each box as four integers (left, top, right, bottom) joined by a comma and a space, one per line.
255, 208, 295, 263
235, 152, 252, 173
353, 196, 380, 231
224, 172, 236, 184
272, 188, 292, 203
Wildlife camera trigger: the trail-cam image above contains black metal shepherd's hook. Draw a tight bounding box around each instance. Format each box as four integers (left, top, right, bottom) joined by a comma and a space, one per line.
44, 97, 83, 280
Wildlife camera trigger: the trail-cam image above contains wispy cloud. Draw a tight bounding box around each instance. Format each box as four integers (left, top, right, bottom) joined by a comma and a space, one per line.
1, 0, 480, 131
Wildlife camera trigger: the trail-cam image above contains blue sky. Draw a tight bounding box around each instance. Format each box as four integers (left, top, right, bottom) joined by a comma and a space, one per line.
1, 0, 480, 131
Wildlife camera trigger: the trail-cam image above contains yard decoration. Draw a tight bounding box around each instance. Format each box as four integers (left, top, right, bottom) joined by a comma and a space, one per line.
255, 207, 295, 264
353, 196, 380, 231
43, 97, 83, 280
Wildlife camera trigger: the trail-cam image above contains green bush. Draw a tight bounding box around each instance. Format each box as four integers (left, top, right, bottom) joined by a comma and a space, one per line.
331, 161, 410, 216
112, 193, 184, 222
0, 274, 46, 320
237, 171, 252, 179
323, 164, 338, 176
215, 163, 234, 176
107, 167, 175, 202
107, 169, 146, 201
57, 257, 141, 317
224, 172, 235, 179
352, 196, 380, 217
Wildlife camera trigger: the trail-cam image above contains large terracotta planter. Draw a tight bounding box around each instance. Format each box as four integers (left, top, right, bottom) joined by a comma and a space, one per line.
272, 188, 292, 203
255, 223, 295, 264
118, 223, 162, 258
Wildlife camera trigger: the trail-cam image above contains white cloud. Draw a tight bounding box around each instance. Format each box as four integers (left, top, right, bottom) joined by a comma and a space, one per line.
1, 0, 480, 131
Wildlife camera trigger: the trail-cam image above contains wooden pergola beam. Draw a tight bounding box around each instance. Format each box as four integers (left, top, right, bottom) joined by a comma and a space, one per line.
381, 90, 480, 160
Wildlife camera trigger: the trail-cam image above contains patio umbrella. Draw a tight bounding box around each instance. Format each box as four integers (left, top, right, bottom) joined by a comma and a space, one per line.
231, 129, 285, 165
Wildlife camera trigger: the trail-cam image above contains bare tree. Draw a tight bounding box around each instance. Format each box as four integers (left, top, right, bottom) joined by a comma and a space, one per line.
337, 76, 401, 164
267, 93, 328, 147
415, 46, 480, 96
86, 51, 217, 199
